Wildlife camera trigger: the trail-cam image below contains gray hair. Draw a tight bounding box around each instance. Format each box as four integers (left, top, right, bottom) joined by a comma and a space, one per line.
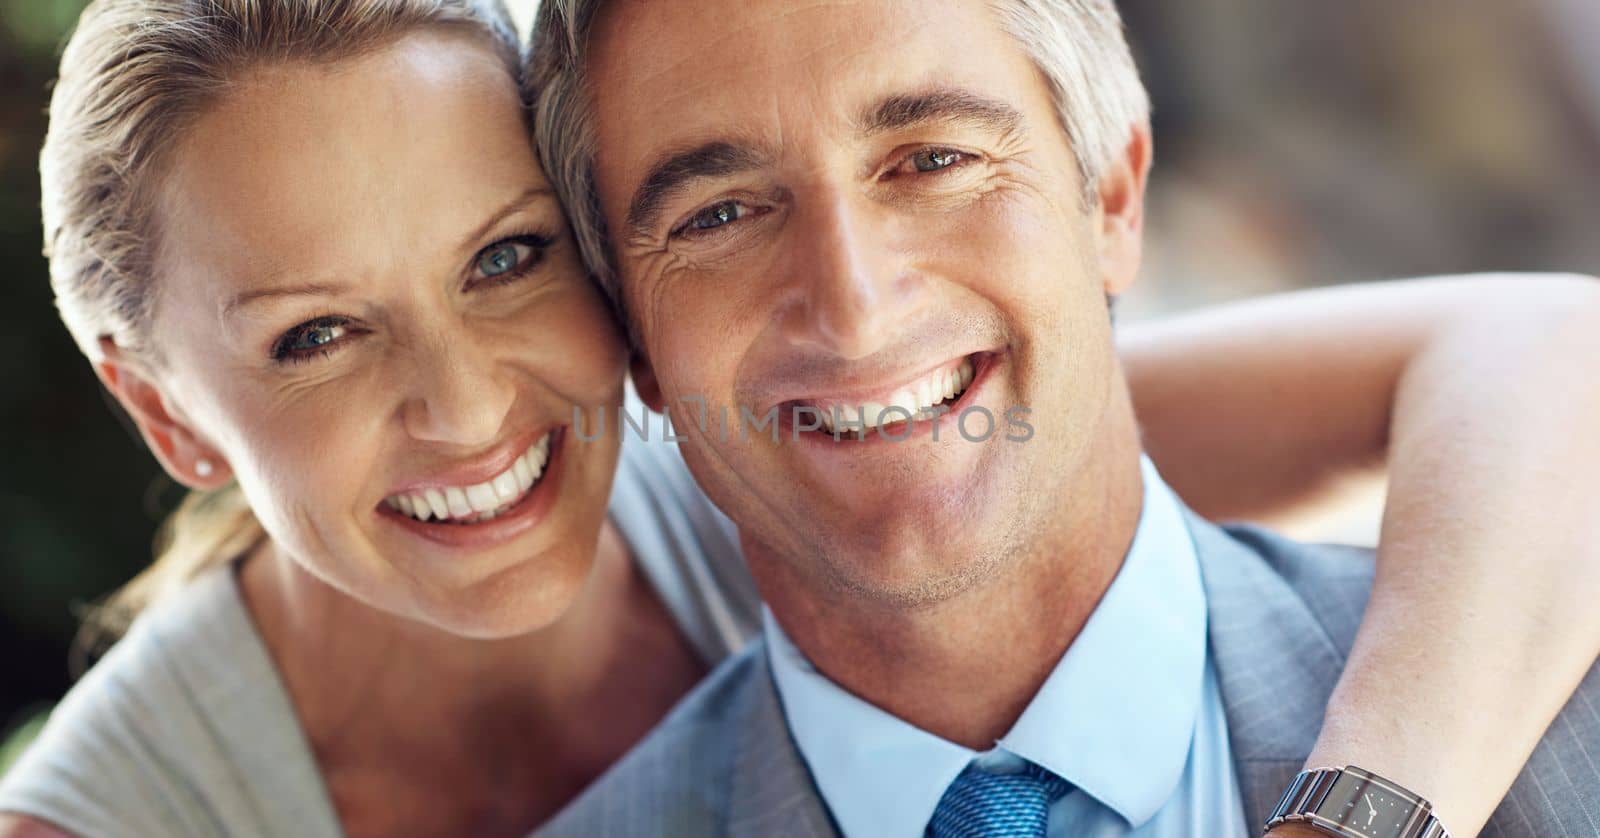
526, 0, 1150, 314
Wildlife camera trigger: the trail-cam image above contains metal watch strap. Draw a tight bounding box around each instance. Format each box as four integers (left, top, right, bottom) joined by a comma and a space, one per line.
1265, 767, 1452, 838
1415, 818, 1449, 838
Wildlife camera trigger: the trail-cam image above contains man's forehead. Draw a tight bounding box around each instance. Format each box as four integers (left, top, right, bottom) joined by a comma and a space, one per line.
591, 0, 923, 78
585, 0, 1039, 173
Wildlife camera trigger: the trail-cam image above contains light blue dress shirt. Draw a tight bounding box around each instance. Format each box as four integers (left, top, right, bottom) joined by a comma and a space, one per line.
766, 457, 1251, 838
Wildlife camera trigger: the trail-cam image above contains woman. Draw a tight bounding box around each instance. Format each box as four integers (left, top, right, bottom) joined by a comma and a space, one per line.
0, 1, 1596, 836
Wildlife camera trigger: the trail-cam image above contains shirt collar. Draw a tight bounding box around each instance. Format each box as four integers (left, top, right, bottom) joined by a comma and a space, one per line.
766, 456, 1209, 838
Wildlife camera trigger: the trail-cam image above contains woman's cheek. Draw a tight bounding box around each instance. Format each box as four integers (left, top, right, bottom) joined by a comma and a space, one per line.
228, 369, 388, 521
541, 285, 630, 398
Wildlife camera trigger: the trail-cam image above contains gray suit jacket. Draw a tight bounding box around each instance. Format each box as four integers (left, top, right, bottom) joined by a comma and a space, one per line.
539, 514, 1600, 836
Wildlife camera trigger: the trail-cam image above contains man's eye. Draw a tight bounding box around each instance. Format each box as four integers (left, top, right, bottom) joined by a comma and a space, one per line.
471, 234, 551, 285
898, 148, 971, 175
272, 316, 353, 363
686, 201, 748, 233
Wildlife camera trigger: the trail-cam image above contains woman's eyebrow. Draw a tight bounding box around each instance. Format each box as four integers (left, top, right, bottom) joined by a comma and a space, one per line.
223, 281, 350, 320
457, 185, 558, 253
222, 186, 558, 321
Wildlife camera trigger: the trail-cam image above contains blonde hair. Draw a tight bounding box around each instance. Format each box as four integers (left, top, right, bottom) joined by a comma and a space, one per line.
525, 0, 1150, 315
43, 0, 523, 627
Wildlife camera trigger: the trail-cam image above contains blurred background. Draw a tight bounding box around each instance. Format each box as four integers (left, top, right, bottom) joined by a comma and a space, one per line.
3, 0, 1599, 769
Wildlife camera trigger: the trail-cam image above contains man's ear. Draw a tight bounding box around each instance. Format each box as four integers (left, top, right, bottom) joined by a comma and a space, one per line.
1095, 122, 1153, 298
95, 339, 233, 491
629, 351, 666, 413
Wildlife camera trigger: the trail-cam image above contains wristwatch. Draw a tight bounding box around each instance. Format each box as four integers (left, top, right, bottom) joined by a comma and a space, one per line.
1265, 765, 1451, 838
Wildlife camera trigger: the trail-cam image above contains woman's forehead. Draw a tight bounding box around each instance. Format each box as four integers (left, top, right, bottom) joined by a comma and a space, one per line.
153, 31, 553, 303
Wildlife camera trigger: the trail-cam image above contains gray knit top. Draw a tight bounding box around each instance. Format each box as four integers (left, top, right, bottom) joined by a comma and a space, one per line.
0, 428, 761, 837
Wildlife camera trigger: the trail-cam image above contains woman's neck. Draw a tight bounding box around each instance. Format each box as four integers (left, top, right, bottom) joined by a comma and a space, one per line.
237, 522, 706, 835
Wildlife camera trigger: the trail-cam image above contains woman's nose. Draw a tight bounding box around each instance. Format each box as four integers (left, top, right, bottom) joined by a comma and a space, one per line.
401, 332, 516, 448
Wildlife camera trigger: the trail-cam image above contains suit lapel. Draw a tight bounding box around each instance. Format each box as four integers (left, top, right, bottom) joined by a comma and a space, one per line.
719, 516, 1356, 834
1187, 512, 1352, 828
726, 641, 840, 838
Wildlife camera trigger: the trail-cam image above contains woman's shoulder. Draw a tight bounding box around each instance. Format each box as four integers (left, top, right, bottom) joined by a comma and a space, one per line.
609, 392, 764, 667
0, 569, 337, 838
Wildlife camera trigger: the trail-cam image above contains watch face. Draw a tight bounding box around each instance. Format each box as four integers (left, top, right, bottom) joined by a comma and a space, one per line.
1311, 770, 1426, 838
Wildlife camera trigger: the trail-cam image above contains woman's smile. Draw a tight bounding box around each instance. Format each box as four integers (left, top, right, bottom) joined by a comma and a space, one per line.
383, 429, 555, 524
377, 427, 571, 553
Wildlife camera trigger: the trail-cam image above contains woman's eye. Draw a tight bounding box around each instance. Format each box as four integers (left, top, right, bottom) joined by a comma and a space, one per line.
272, 316, 353, 363
686, 201, 748, 233
478, 241, 522, 276
472, 235, 548, 285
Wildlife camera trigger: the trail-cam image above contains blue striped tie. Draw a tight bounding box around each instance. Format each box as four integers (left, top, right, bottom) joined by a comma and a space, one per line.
926, 761, 1071, 838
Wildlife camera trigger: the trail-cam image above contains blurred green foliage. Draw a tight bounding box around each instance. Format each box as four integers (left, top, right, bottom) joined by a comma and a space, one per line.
0, 707, 49, 777
1, 0, 178, 723
2, 0, 87, 54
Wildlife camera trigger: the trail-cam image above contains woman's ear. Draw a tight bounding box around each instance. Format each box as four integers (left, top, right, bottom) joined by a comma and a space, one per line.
95, 338, 233, 491
629, 351, 666, 412
1096, 122, 1153, 298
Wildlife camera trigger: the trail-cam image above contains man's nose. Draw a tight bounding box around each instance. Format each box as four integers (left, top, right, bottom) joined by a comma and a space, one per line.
401, 329, 515, 448
781, 194, 927, 360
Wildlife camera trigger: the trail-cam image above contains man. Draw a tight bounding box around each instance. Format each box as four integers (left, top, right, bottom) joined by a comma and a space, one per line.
524, 1, 1600, 835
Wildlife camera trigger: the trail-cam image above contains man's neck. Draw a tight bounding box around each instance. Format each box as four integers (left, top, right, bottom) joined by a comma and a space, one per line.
760, 395, 1146, 750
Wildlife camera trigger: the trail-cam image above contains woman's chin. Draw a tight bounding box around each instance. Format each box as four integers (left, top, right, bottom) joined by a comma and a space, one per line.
408, 546, 596, 640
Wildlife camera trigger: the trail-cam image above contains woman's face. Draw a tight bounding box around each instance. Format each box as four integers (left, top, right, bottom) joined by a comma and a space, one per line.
134, 31, 628, 636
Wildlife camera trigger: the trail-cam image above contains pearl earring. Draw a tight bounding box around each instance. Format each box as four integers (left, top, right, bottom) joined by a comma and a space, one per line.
195, 459, 214, 478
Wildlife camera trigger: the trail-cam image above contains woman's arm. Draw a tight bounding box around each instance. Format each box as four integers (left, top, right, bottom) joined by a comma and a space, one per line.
1122, 274, 1600, 836
0, 814, 74, 838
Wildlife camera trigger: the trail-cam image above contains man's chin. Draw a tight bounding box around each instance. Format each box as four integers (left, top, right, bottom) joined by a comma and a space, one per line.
798, 510, 1019, 609
775, 435, 1008, 518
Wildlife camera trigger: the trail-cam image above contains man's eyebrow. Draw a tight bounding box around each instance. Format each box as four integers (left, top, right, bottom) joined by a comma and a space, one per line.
626, 141, 770, 236
221, 186, 555, 319
857, 87, 1025, 137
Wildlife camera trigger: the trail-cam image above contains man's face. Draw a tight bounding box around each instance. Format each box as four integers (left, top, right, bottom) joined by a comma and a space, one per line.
588, 0, 1143, 603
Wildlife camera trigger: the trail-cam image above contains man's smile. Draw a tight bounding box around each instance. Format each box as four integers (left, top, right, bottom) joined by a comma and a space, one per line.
775, 351, 998, 440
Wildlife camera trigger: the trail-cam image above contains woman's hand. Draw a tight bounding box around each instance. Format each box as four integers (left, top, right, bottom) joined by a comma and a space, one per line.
1264, 825, 1325, 838
1123, 273, 1600, 836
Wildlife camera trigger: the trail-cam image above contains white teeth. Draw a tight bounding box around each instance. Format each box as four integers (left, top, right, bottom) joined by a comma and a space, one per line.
424, 489, 449, 520
512, 457, 535, 493
818, 359, 977, 433
386, 431, 555, 524
492, 470, 520, 503
465, 483, 498, 513
445, 487, 472, 518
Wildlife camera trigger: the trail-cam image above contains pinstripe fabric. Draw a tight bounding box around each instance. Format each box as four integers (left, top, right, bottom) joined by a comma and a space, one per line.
536, 511, 1600, 837
535, 634, 837, 838
926, 763, 1070, 838
1195, 517, 1600, 836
